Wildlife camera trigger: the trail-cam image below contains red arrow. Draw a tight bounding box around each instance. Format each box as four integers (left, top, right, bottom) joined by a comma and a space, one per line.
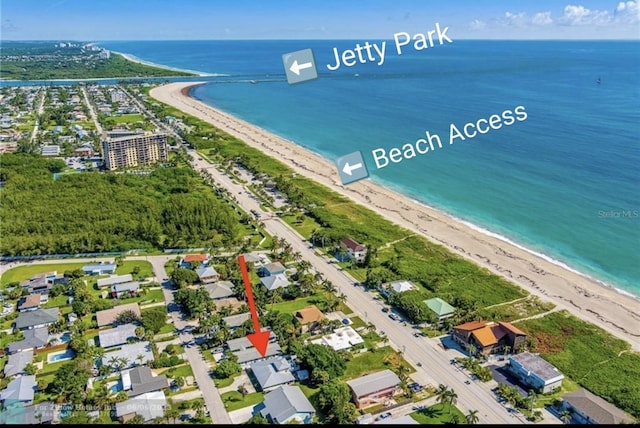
238, 255, 270, 357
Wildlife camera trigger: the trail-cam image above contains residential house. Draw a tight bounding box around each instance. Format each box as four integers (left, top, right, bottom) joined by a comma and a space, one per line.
346, 369, 401, 409
452, 320, 528, 357
96, 303, 141, 328
259, 385, 316, 424
14, 308, 59, 331
311, 326, 365, 351
227, 331, 282, 367
562, 388, 635, 425
250, 356, 296, 392
195, 266, 220, 284
19, 272, 66, 295
102, 341, 154, 370
82, 263, 117, 276
115, 391, 167, 423
0, 401, 55, 424
259, 262, 286, 277
17, 295, 41, 312
508, 352, 564, 393
121, 366, 170, 397
423, 297, 456, 326
7, 327, 49, 354
180, 253, 209, 268
0, 375, 37, 406
98, 323, 138, 348
381, 280, 417, 297
4, 350, 34, 377
242, 252, 271, 268
339, 238, 368, 264
260, 274, 290, 291
292, 305, 326, 334
204, 281, 235, 300
41, 145, 60, 157
110, 281, 140, 298
223, 312, 251, 331
96, 274, 133, 288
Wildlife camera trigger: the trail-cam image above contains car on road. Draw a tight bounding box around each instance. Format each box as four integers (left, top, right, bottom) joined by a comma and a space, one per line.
465, 380, 471, 385
382, 307, 390, 312
388, 313, 401, 321
378, 412, 392, 420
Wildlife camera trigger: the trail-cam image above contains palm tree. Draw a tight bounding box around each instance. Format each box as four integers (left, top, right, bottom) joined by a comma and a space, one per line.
446, 389, 458, 413
467, 344, 477, 357
136, 353, 145, 367
436, 384, 449, 406
503, 345, 511, 358
465, 409, 480, 424
528, 389, 538, 412
191, 399, 205, 413
237, 383, 249, 398
165, 406, 180, 424
560, 409, 572, 424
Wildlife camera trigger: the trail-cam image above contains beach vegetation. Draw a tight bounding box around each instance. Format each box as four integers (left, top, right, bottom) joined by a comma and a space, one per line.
516, 310, 640, 419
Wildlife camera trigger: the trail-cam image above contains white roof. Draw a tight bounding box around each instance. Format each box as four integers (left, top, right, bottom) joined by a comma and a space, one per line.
260, 274, 290, 291
310, 326, 364, 351
115, 391, 166, 422
97, 274, 133, 287
388, 280, 417, 293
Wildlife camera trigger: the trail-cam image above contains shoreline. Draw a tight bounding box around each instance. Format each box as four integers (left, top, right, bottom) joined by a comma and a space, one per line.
151, 81, 640, 351
111, 50, 215, 77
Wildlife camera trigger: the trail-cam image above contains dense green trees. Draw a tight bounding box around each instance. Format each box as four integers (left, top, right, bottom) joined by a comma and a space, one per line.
315, 380, 358, 424
0, 154, 241, 255
141, 306, 168, 334
389, 290, 434, 324
297, 343, 346, 384
213, 360, 242, 379
50, 360, 92, 404
171, 267, 199, 288
173, 288, 211, 319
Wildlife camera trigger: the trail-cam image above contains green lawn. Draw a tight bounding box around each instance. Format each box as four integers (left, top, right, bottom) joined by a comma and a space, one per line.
157, 323, 175, 335
214, 376, 235, 388
410, 403, 467, 424
281, 214, 322, 238
116, 260, 154, 278
269, 294, 326, 315
163, 363, 194, 379
342, 346, 413, 380
112, 113, 145, 124
42, 294, 69, 308
201, 349, 215, 363
221, 391, 264, 412
1, 263, 87, 286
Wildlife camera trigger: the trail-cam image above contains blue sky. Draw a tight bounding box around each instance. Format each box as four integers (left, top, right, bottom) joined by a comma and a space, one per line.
1, 0, 638, 40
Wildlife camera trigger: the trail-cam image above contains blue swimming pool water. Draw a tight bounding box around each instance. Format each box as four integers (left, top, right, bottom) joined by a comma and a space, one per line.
59, 332, 71, 343
109, 382, 122, 394
48, 349, 75, 362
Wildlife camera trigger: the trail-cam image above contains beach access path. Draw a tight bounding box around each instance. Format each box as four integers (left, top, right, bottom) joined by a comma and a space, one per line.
150, 82, 640, 353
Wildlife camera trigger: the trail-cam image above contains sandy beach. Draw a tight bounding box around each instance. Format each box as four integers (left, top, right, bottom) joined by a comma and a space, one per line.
114, 51, 214, 77
150, 81, 640, 351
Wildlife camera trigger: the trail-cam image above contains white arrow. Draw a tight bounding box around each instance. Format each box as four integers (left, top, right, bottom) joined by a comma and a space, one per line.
290, 59, 313, 75
342, 162, 363, 176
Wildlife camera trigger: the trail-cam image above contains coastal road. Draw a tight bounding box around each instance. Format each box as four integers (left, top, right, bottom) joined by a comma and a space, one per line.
187, 151, 522, 425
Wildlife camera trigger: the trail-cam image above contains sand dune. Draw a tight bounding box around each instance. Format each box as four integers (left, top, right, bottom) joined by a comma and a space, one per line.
151, 81, 640, 351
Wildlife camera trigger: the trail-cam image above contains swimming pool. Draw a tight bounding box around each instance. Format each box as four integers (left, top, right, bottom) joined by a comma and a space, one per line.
59, 332, 71, 343
47, 348, 75, 363
109, 382, 122, 394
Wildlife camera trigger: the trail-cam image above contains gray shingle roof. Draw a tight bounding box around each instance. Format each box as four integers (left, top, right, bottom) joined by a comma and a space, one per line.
97, 274, 133, 287
7, 327, 48, 353
250, 356, 295, 391
563, 388, 635, 425
346, 369, 401, 398
125, 366, 170, 397
4, 350, 34, 377
260, 385, 315, 424
204, 281, 235, 299
98, 323, 138, 348
262, 262, 285, 275
0, 375, 36, 402
14, 308, 59, 330
223, 312, 251, 329
1, 401, 55, 424
260, 274, 290, 291
111, 281, 140, 293
102, 341, 153, 370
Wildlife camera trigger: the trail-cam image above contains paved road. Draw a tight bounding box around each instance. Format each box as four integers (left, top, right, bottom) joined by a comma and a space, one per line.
81, 86, 103, 135
29, 88, 47, 144
187, 152, 522, 424
142, 256, 232, 424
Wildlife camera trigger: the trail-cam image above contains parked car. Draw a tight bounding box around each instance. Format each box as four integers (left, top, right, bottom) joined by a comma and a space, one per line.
378, 412, 392, 420
382, 307, 390, 313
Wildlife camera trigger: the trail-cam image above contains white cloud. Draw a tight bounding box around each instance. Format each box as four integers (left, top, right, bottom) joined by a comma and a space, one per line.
561, 5, 612, 25
469, 19, 486, 30
532, 11, 553, 26
614, 1, 640, 23
503, 11, 527, 27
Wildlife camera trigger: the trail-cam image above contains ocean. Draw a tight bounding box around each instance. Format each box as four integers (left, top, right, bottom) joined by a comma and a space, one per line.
97, 40, 640, 297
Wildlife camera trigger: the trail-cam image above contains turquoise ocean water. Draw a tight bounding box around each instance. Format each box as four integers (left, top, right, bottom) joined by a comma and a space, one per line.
99, 40, 640, 297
